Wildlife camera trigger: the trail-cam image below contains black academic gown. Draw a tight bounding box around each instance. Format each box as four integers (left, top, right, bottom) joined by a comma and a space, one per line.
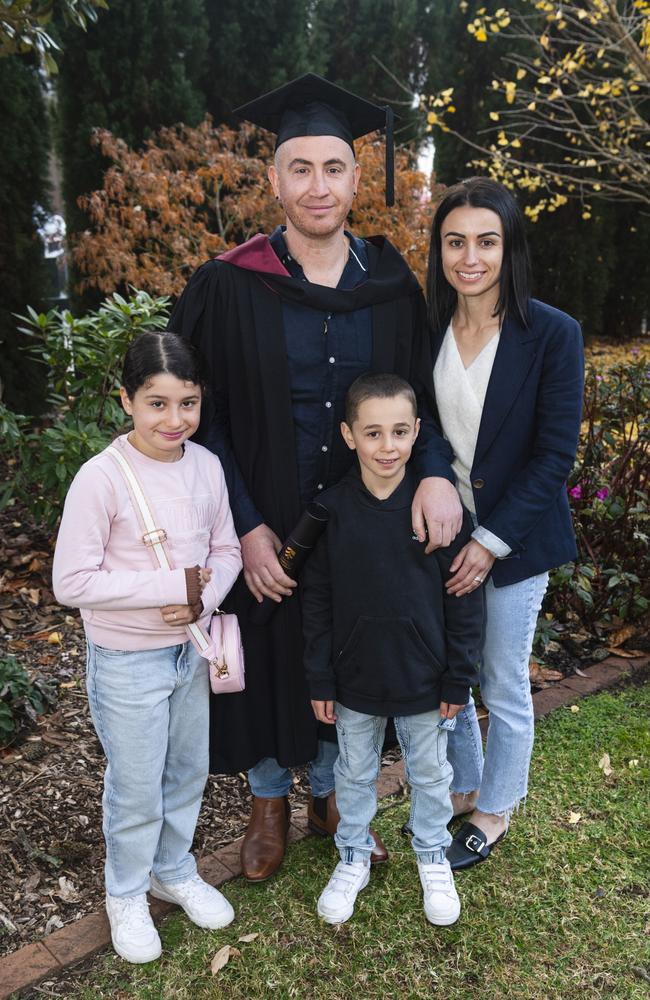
169, 233, 451, 774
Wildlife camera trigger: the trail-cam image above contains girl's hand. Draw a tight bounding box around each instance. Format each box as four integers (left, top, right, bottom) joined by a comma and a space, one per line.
439, 701, 465, 720
446, 540, 495, 596
311, 700, 337, 724
161, 603, 202, 627
199, 567, 212, 589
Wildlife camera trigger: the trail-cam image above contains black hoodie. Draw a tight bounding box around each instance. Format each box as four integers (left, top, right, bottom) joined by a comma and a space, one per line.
302, 466, 483, 717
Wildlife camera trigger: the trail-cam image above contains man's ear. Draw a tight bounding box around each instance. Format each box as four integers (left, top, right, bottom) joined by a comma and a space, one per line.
119, 386, 132, 416
340, 421, 356, 451
268, 163, 280, 199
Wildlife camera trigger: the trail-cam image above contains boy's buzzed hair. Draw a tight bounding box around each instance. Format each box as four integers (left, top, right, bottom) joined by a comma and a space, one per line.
345, 373, 417, 427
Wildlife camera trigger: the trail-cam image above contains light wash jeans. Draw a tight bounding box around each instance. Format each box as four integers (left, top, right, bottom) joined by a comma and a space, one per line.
86, 638, 209, 897
248, 739, 338, 799
446, 572, 549, 816
334, 704, 453, 864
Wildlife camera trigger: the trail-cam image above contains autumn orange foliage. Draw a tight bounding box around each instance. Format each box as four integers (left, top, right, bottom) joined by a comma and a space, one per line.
74, 120, 440, 297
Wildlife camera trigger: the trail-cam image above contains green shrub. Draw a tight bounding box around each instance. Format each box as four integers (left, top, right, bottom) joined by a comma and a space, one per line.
0, 655, 57, 748
0, 289, 170, 526
547, 358, 650, 625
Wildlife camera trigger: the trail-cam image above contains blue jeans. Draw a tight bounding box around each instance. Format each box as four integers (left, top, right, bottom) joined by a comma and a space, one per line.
334, 704, 452, 864
446, 572, 549, 816
86, 638, 209, 897
248, 739, 338, 799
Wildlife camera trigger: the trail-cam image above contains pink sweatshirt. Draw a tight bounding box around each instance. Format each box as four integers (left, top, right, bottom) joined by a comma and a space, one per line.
52, 434, 242, 651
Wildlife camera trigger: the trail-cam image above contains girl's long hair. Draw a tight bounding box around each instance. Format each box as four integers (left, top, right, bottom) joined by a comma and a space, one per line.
426, 177, 532, 333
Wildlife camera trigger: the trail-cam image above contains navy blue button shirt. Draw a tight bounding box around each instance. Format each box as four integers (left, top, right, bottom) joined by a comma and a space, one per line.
269, 226, 372, 508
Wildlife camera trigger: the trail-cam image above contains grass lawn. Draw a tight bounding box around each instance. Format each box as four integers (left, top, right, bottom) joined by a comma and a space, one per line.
64, 682, 650, 1000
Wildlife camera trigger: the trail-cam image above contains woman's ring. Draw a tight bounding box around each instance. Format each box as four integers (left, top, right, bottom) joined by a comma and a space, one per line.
473, 576, 483, 583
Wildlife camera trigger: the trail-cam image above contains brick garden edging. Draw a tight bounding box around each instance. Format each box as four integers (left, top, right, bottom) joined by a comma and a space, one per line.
1, 653, 647, 999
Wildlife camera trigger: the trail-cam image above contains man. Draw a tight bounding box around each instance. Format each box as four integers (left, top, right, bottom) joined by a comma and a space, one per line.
170, 74, 461, 882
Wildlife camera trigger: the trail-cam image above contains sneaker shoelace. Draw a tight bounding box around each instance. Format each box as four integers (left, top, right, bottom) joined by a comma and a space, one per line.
113, 895, 151, 931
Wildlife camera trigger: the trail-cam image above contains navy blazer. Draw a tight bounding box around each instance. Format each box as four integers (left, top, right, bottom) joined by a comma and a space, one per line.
432, 298, 585, 587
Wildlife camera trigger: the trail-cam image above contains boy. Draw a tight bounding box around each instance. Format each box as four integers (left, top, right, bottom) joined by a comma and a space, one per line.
301, 373, 483, 926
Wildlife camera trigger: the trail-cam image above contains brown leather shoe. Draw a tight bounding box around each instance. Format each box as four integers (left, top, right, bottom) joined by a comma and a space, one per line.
241, 795, 290, 882
307, 792, 389, 865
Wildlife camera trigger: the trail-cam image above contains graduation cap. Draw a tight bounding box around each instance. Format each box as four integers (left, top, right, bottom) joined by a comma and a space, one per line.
234, 73, 397, 207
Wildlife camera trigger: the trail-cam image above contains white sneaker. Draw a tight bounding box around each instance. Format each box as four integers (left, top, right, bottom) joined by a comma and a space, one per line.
149, 873, 235, 929
105, 892, 162, 964
417, 858, 461, 926
317, 860, 370, 925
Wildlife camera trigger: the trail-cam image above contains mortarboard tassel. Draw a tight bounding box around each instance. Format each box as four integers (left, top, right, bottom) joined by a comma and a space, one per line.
385, 105, 395, 207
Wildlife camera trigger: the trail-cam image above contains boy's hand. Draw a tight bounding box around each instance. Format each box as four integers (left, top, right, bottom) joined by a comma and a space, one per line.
439, 701, 465, 720
412, 477, 462, 553
311, 700, 337, 724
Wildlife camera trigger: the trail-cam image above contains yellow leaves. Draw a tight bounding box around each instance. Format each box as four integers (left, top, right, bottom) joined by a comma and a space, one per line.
540, 33, 550, 49
569, 704, 580, 714
504, 80, 517, 104
489, 111, 500, 121
47, 631, 62, 645
475, 26, 488, 42
497, 130, 509, 146
568, 811, 582, 825
210, 944, 240, 975
510, 138, 522, 148
538, 75, 552, 84
582, 210, 592, 220
427, 111, 439, 125
527, 101, 537, 111
516, 67, 526, 80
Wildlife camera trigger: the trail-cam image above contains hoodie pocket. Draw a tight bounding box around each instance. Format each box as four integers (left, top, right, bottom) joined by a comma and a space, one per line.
334, 616, 442, 704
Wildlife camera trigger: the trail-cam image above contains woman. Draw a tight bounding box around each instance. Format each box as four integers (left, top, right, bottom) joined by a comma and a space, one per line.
427, 178, 584, 869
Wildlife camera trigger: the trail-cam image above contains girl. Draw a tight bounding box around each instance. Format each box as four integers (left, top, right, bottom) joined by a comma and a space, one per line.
53, 332, 242, 963
427, 178, 584, 868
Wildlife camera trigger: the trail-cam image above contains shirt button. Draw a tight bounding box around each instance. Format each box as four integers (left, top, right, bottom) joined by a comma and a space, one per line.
317, 483, 324, 490
473, 478, 485, 489
321, 445, 328, 452
329, 356, 335, 364
325, 401, 332, 408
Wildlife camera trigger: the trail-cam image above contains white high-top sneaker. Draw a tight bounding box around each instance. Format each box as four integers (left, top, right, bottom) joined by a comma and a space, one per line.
317, 860, 370, 924
105, 893, 162, 964
417, 858, 461, 926
149, 873, 235, 929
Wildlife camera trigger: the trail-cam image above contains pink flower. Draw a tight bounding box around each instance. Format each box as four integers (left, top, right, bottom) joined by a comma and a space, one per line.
596, 487, 610, 501
569, 485, 583, 499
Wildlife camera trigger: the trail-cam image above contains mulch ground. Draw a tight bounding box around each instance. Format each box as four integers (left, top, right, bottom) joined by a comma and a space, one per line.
1, 484, 647, 961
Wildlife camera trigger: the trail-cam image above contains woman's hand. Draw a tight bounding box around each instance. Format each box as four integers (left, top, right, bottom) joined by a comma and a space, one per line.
161, 603, 203, 626
446, 540, 496, 596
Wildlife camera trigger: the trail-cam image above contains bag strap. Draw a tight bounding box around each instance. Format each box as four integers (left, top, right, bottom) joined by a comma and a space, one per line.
106, 443, 214, 657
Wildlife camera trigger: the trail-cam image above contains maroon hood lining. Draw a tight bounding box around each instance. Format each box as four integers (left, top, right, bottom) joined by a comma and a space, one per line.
217, 234, 290, 277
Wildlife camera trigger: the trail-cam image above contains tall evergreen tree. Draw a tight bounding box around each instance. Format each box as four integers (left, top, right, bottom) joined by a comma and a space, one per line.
310, 0, 425, 145
201, 0, 313, 125
0, 56, 49, 413
57, 0, 209, 234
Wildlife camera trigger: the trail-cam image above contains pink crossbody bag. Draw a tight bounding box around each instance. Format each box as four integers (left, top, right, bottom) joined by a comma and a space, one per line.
108, 444, 245, 694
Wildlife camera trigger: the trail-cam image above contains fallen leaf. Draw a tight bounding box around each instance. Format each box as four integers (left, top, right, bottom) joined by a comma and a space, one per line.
210, 945, 240, 975
568, 811, 581, 824
573, 667, 588, 677
570, 705, 580, 714
59, 680, 78, 689
628, 759, 639, 769
606, 648, 645, 658
55, 876, 81, 903
529, 660, 563, 683
608, 624, 635, 648
598, 753, 613, 777
238, 933, 259, 943
44, 914, 64, 934
47, 632, 63, 645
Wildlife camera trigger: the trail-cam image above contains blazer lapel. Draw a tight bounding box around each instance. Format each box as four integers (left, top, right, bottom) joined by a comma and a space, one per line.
473, 316, 539, 464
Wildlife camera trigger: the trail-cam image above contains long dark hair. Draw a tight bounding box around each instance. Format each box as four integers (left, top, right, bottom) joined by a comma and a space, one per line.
426, 177, 532, 333
121, 331, 206, 398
